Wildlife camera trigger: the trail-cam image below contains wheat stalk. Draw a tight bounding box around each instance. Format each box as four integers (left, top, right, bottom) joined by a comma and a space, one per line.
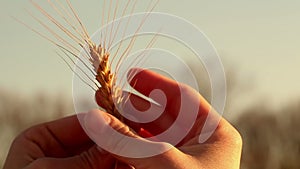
19, 0, 159, 122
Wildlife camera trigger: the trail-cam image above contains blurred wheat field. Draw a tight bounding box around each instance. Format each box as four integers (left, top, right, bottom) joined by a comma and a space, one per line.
236, 102, 300, 169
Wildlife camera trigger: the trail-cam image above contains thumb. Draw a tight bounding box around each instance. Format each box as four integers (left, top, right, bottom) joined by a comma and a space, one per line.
84, 109, 180, 168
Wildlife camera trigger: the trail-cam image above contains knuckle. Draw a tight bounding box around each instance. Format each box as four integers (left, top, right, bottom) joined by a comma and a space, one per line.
11, 124, 47, 150
12, 125, 37, 144
232, 128, 243, 147
19, 124, 45, 140
224, 123, 243, 149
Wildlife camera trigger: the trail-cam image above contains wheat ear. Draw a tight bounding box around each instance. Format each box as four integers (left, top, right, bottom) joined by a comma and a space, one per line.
89, 43, 123, 120
22, 0, 159, 122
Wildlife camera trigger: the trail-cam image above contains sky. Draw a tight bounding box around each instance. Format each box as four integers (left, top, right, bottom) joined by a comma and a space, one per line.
0, 0, 300, 117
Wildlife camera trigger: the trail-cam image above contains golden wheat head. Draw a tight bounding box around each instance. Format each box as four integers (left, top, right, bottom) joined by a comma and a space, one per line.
19, 0, 158, 121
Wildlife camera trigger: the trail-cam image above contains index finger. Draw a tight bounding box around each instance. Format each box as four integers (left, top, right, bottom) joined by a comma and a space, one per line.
3, 115, 94, 168
26, 115, 93, 156
127, 68, 181, 98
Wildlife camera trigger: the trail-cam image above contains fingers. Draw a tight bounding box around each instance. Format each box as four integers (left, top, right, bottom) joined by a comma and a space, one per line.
32, 115, 94, 156
126, 68, 213, 124
83, 109, 182, 168
23, 145, 115, 169
96, 68, 182, 115
120, 91, 177, 136
127, 68, 182, 110
127, 68, 211, 116
127, 67, 213, 118
3, 115, 94, 169
95, 68, 182, 135
95, 68, 212, 137
127, 68, 179, 97
96, 89, 178, 136
95, 68, 215, 147
126, 68, 218, 145
43, 114, 93, 152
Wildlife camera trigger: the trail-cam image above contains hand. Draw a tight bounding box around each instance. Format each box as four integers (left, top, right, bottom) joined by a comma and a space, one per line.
3, 114, 118, 169
89, 68, 242, 169
3, 68, 242, 169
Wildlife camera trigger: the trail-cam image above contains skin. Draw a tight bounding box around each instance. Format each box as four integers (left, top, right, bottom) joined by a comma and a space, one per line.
3, 68, 242, 169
